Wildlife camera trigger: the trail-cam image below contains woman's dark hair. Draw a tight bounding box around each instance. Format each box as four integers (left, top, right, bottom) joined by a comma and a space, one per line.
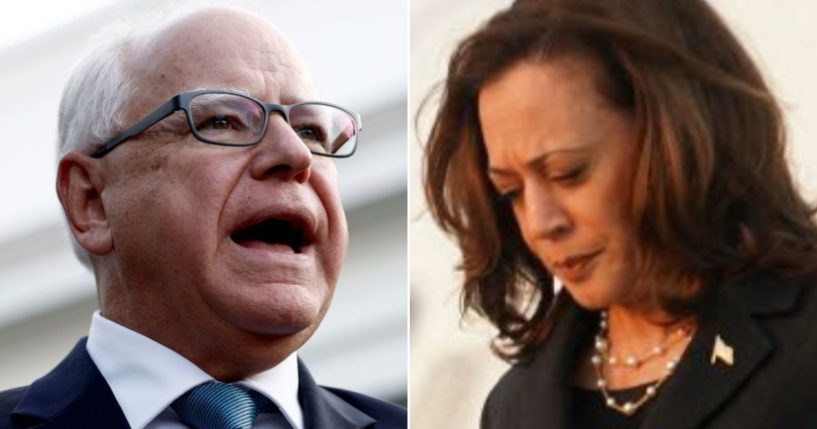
423, 0, 817, 361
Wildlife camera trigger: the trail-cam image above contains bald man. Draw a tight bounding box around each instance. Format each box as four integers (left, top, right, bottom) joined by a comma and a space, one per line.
0, 7, 405, 429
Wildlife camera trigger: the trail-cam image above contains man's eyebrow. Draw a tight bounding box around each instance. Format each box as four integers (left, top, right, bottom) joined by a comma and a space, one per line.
193, 87, 310, 105
283, 95, 309, 104
487, 145, 594, 177
189, 87, 251, 96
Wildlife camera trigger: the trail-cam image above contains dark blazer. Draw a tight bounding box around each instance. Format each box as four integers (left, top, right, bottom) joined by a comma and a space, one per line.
0, 338, 406, 429
481, 274, 817, 428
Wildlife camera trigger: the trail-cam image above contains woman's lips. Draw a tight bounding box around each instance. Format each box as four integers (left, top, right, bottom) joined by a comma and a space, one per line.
554, 248, 604, 283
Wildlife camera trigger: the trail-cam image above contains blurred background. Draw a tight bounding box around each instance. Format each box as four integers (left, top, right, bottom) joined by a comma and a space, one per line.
0, 0, 407, 405
410, 0, 817, 427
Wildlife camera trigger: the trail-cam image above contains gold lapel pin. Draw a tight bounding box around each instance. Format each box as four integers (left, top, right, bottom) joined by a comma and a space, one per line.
710, 335, 734, 367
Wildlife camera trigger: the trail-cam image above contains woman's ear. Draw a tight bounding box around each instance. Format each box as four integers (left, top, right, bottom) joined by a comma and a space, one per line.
56, 152, 113, 256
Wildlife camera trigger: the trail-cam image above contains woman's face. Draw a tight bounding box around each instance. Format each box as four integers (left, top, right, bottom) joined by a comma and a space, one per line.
479, 57, 640, 310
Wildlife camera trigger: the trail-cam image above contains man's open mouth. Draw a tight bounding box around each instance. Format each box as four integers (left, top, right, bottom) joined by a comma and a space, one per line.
230, 218, 311, 254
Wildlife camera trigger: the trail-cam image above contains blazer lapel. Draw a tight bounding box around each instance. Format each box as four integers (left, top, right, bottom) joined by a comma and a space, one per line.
641, 275, 801, 429
11, 338, 130, 429
512, 294, 596, 429
297, 359, 376, 429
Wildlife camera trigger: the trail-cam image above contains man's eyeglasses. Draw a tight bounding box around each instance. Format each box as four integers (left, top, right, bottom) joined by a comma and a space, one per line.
90, 90, 361, 158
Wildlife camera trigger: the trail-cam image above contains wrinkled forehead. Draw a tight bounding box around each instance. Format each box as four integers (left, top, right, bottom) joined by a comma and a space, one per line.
125, 8, 315, 116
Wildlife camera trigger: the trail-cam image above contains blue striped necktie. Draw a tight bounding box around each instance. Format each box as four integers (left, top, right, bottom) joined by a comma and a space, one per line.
172, 381, 277, 429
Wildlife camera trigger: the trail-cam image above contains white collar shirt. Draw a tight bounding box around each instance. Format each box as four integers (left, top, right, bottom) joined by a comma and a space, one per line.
86, 311, 302, 429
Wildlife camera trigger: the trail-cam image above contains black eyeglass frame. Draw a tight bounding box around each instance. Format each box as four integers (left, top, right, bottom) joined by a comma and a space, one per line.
90, 89, 362, 158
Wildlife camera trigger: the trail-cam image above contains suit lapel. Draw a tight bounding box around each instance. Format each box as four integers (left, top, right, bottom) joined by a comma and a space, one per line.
11, 338, 130, 429
512, 294, 596, 429
641, 276, 801, 429
297, 359, 376, 429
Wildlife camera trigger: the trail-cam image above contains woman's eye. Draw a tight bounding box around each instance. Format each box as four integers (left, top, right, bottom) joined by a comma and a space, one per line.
551, 166, 586, 183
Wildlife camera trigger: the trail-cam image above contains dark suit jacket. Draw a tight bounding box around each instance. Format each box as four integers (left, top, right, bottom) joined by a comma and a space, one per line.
481, 274, 817, 428
0, 338, 406, 429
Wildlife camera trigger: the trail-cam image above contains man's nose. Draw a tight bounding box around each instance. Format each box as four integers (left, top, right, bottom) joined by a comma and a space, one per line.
249, 115, 312, 183
521, 186, 572, 242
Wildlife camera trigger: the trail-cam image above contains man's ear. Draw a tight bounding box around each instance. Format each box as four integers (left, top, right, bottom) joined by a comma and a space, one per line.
56, 152, 113, 256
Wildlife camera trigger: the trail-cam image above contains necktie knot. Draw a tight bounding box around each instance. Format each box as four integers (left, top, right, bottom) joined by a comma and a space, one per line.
172, 381, 275, 429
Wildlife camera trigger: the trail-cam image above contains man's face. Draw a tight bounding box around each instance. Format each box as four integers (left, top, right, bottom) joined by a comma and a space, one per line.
96, 9, 348, 362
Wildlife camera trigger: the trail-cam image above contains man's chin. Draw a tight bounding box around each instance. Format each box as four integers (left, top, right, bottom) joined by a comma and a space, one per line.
246, 319, 316, 338
228, 305, 324, 338
208, 277, 330, 327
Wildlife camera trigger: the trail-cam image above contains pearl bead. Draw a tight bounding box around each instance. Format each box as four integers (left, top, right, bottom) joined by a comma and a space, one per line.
590, 309, 687, 417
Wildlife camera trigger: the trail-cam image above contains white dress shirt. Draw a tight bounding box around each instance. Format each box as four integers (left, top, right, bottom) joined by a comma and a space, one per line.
86, 311, 303, 429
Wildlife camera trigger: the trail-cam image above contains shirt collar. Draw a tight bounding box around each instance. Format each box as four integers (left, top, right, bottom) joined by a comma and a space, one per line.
86, 311, 302, 429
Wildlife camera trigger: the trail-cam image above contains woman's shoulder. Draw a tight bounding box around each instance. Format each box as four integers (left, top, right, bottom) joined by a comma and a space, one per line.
687, 272, 817, 426
729, 270, 817, 317
483, 355, 541, 406
481, 356, 545, 428
481, 304, 593, 428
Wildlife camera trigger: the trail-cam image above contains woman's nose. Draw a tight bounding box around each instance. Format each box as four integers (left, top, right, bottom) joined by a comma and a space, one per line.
521, 186, 572, 241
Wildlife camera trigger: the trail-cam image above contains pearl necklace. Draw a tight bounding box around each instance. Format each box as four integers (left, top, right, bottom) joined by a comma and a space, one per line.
591, 311, 691, 416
